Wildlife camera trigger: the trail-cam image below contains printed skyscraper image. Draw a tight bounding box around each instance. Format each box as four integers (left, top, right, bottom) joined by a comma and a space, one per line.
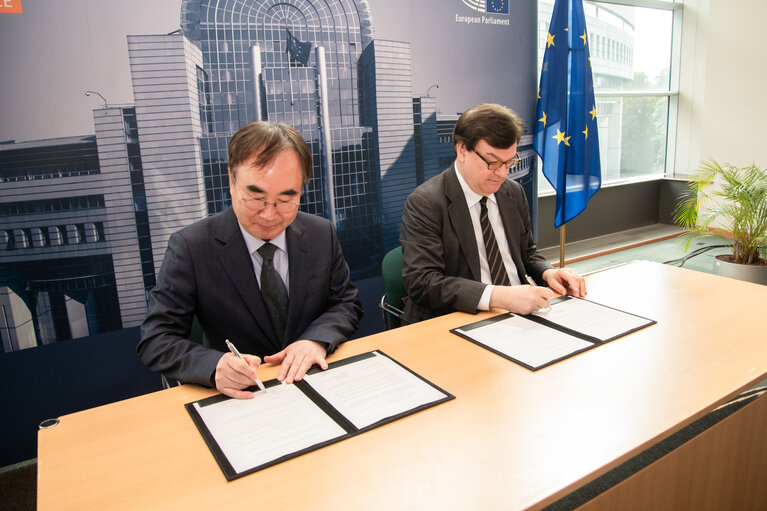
0, 0, 537, 350
0, 0, 438, 349
181, 0, 395, 275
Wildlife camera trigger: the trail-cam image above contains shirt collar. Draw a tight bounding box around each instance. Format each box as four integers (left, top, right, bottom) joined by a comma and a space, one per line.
454, 160, 497, 208
237, 221, 288, 256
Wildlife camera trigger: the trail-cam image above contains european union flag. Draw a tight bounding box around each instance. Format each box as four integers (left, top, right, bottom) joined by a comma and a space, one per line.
534, 0, 601, 228
286, 29, 312, 67
486, 0, 508, 14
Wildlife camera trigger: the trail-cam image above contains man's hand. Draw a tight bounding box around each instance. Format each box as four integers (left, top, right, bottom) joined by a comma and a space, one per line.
263, 339, 328, 384
214, 352, 262, 399
490, 285, 555, 315
542, 268, 587, 298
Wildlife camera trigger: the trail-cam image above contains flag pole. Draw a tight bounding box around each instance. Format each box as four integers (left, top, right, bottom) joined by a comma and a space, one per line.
559, 224, 566, 268
285, 27, 295, 105
535, 0, 602, 260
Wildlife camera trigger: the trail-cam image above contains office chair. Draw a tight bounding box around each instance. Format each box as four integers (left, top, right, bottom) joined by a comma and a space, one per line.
379, 246, 405, 329
160, 315, 204, 389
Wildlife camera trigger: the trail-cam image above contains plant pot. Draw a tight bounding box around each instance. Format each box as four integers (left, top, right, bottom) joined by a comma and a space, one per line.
713, 255, 767, 285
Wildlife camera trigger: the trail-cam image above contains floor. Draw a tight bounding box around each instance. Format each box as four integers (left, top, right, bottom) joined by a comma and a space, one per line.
0, 459, 35, 511
539, 223, 732, 277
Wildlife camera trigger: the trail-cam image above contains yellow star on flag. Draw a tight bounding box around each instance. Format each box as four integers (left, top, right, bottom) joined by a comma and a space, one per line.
546, 33, 555, 48
580, 32, 587, 45
589, 105, 597, 120
583, 126, 589, 139
553, 129, 570, 146
539, 111, 547, 126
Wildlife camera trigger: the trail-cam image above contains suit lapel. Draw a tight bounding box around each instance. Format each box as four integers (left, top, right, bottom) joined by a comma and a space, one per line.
496, 183, 526, 281
285, 214, 308, 346
214, 208, 279, 345
444, 166, 482, 281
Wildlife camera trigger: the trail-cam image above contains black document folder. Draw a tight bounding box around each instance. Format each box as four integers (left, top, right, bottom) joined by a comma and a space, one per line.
186, 350, 454, 480
451, 296, 656, 371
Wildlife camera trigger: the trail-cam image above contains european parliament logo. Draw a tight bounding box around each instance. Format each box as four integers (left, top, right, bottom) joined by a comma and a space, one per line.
462, 0, 509, 15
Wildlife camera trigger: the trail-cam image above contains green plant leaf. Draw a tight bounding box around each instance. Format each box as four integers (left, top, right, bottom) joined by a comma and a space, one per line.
673, 159, 767, 264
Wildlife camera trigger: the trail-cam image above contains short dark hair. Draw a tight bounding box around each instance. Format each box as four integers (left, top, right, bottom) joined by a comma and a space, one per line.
228, 121, 312, 185
453, 103, 525, 151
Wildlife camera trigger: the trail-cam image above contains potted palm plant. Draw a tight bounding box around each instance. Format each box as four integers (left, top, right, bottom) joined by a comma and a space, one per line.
673, 159, 767, 285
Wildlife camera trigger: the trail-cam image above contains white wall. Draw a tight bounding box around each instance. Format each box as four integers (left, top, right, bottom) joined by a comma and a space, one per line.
675, 0, 767, 173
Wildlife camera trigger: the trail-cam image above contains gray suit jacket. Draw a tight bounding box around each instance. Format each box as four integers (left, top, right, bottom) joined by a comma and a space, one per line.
138, 207, 362, 386
400, 165, 552, 324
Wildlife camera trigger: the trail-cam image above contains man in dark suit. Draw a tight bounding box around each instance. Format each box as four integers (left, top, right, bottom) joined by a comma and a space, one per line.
139, 121, 362, 398
400, 103, 586, 325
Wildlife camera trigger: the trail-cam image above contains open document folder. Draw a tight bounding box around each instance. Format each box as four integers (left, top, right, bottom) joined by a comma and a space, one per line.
186, 350, 453, 480
451, 296, 656, 371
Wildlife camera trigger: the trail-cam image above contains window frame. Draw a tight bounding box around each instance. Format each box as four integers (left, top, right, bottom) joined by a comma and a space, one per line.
536, 0, 684, 196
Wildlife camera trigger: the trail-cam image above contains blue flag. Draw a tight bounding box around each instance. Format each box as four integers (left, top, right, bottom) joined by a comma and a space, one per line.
534, 0, 601, 228
486, 0, 508, 14
286, 29, 312, 67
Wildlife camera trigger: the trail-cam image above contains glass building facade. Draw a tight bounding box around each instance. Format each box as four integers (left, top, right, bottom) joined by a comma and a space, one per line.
181, 0, 384, 274
0, 0, 539, 350
0, 136, 125, 350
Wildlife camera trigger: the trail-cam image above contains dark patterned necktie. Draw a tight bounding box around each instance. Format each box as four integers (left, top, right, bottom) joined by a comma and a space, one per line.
257, 243, 288, 337
479, 197, 511, 286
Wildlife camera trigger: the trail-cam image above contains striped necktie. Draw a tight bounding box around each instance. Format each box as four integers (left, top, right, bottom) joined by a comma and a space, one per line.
257, 242, 288, 338
479, 196, 511, 286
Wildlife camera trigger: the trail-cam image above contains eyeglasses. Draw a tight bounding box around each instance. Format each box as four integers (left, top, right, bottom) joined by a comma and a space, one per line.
473, 150, 522, 171
241, 196, 300, 214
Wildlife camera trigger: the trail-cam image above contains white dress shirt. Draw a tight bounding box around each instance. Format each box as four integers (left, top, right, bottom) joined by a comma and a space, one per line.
454, 163, 521, 310
238, 222, 290, 296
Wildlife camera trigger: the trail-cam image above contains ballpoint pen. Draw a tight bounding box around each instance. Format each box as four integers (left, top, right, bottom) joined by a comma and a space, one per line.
225, 339, 267, 393
525, 275, 552, 313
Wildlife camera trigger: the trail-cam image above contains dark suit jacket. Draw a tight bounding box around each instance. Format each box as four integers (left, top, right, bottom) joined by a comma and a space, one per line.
400, 165, 552, 324
138, 207, 362, 386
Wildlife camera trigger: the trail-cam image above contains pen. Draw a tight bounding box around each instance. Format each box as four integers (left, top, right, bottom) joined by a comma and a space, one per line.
225, 339, 267, 393
525, 275, 552, 313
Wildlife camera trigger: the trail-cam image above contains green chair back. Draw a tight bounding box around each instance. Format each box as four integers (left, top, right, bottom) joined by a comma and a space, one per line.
380, 246, 405, 329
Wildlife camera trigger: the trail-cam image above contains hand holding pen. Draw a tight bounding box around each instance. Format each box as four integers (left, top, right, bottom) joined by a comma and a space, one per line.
226, 339, 266, 393
525, 275, 552, 314
213, 339, 267, 399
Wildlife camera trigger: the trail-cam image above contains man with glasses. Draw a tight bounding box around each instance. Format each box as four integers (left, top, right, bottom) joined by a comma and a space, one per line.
400, 103, 586, 324
139, 121, 362, 398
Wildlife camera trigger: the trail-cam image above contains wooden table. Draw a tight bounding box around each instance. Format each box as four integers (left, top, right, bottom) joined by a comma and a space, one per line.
37, 261, 767, 510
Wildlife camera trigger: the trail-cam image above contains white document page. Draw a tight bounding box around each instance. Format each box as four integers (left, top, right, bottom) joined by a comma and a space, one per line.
303, 352, 448, 430
455, 315, 593, 368
534, 297, 650, 342
193, 383, 346, 474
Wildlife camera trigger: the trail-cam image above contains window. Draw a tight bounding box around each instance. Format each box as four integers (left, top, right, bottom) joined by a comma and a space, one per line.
537, 0, 682, 195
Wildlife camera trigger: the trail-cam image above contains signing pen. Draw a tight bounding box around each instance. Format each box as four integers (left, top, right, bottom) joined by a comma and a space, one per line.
225, 339, 266, 393
525, 275, 552, 313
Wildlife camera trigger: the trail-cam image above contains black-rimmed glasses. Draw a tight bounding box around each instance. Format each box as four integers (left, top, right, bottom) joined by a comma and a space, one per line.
241, 196, 300, 214
473, 150, 522, 171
